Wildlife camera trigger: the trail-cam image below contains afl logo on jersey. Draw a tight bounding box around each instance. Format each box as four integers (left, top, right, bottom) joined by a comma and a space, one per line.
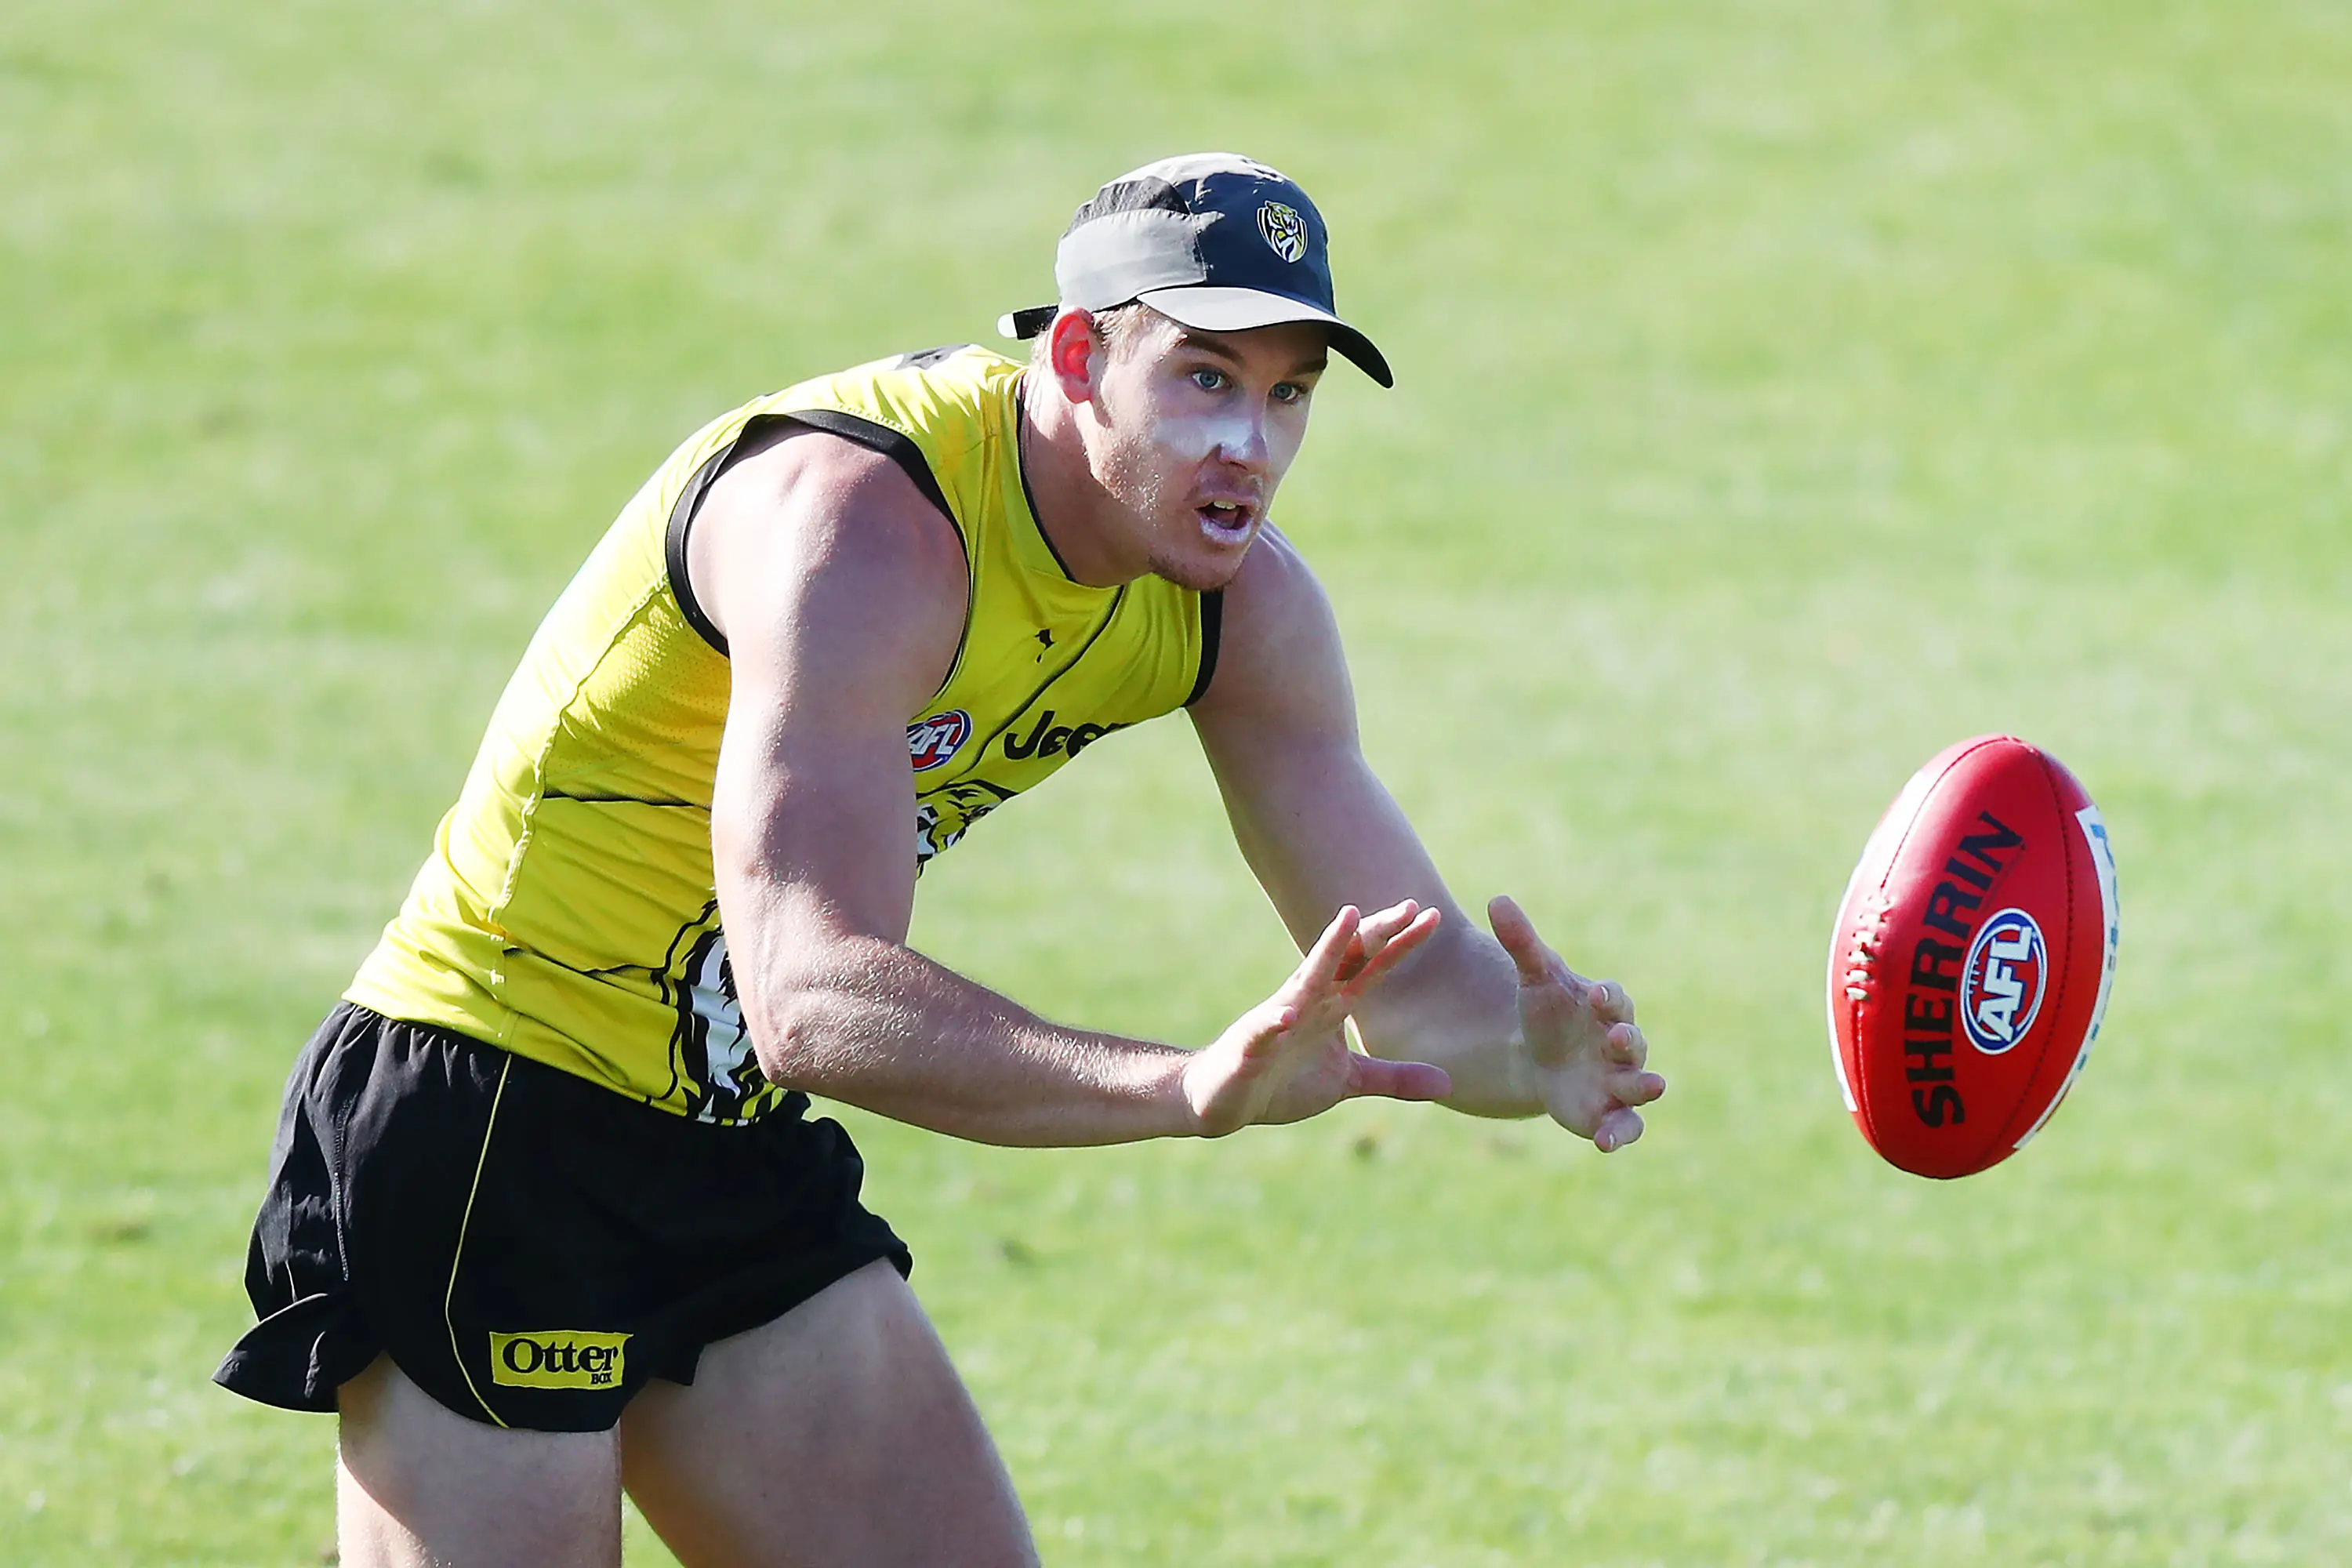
1258, 201, 1307, 263
1960, 907, 2047, 1054
907, 710, 971, 772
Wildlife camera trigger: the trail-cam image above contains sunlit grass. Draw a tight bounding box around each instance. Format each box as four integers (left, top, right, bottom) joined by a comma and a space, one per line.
2, 1, 2347, 1562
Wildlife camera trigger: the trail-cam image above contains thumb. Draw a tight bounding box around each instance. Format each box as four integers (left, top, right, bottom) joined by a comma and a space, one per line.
1345, 1055, 1452, 1105
1486, 895, 1552, 986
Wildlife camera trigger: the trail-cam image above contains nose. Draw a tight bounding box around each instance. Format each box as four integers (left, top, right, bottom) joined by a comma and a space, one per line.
1211, 408, 1271, 470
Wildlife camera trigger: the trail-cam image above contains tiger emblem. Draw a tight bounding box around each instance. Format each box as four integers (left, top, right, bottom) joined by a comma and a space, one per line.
1257, 201, 1307, 263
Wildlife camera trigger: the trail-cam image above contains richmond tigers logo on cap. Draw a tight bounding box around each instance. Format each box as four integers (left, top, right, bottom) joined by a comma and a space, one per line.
1257, 201, 1307, 263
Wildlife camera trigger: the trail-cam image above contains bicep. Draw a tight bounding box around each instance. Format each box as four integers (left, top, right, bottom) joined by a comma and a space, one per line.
697, 437, 966, 966
710, 681, 919, 953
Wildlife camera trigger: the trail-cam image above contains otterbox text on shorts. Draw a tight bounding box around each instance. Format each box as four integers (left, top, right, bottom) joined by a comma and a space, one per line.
488, 1330, 631, 1388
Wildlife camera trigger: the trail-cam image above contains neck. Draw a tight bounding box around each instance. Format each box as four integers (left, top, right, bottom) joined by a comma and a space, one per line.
1017, 375, 1145, 588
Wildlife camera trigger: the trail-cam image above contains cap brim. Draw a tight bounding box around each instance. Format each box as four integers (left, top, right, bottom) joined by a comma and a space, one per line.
1135, 285, 1394, 389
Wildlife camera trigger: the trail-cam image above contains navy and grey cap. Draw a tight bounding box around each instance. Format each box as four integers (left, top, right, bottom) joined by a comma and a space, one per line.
999, 153, 1392, 388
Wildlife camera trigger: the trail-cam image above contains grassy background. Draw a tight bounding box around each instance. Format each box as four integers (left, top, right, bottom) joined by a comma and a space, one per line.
4, 0, 2348, 1562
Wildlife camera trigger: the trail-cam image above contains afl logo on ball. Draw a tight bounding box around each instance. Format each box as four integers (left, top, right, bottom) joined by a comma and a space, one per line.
1258, 201, 1307, 263
907, 710, 971, 772
1960, 908, 2047, 1054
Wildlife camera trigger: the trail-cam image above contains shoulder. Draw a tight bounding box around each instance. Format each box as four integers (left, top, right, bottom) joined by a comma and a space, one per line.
689, 423, 968, 683
779, 346, 1018, 466
1190, 524, 1354, 729
713, 346, 1019, 564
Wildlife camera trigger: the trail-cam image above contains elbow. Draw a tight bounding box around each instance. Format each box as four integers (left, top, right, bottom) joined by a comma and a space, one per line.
725, 937, 820, 1085
749, 1023, 801, 1089
735, 933, 895, 1087
741, 978, 833, 1087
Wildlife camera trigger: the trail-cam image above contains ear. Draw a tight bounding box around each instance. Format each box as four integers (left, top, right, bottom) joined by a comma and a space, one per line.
1046, 308, 1103, 405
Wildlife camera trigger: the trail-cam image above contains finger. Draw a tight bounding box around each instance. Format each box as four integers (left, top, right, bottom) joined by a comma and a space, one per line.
1333, 899, 1417, 984
1290, 906, 1362, 1000
1585, 978, 1636, 1025
1486, 895, 1557, 987
1608, 1068, 1668, 1107
1341, 906, 1442, 997
1352, 898, 1420, 956
1604, 1022, 1648, 1069
1592, 1104, 1645, 1153
1345, 1054, 1451, 1105
1333, 929, 1370, 984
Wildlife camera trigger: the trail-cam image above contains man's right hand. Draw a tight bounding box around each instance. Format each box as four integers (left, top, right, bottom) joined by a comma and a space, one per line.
1183, 900, 1454, 1137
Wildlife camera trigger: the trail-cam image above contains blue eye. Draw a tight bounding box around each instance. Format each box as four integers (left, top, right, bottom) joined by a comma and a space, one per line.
1191, 368, 1227, 392
1271, 382, 1304, 404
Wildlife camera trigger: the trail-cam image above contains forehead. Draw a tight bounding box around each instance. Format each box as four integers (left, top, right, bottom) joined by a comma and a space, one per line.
1144, 318, 1330, 376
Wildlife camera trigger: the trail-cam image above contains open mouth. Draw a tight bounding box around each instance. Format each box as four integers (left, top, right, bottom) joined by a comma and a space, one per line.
1196, 499, 1256, 541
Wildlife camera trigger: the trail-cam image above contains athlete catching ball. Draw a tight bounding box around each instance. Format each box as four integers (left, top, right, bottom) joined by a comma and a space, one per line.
216, 153, 1665, 1567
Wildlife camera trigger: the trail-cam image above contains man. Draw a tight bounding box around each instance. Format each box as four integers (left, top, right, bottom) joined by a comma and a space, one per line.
217, 152, 1665, 1566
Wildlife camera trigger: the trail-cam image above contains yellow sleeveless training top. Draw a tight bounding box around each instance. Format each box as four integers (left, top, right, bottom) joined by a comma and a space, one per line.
346, 345, 1218, 1123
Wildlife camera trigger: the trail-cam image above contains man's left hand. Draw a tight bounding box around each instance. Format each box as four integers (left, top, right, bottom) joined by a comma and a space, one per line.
1487, 895, 1666, 1152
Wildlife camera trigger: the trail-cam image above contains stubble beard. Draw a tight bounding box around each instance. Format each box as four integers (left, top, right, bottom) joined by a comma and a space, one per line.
1145, 534, 1251, 593
1094, 419, 1256, 594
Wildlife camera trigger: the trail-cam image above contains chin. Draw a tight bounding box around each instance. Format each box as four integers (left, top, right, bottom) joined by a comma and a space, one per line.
1148, 533, 1256, 593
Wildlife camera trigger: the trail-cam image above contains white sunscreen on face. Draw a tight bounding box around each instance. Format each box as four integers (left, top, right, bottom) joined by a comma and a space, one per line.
1154, 408, 1264, 466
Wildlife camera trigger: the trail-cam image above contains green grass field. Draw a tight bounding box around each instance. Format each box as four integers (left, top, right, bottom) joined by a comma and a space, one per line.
5, 1, 2349, 1562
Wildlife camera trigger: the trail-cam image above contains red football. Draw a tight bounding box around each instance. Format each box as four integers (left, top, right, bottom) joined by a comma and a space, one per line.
1828, 735, 2119, 1178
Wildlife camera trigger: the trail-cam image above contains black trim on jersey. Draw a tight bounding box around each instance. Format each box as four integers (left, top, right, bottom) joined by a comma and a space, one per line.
786, 411, 975, 706
1185, 590, 1224, 706
664, 414, 800, 657
1009, 376, 1081, 583
785, 410, 957, 527
663, 411, 960, 659
664, 445, 739, 656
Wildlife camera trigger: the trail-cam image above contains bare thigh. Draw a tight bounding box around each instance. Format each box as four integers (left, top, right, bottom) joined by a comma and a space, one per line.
336, 1355, 622, 1568
618, 1259, 1036, 1568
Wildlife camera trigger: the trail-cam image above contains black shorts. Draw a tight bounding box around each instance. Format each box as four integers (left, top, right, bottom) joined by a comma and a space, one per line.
214, 1003, 910, 1432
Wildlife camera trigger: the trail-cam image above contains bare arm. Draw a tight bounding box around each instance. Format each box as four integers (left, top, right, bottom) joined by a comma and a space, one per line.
693, 432, 1444, 1146
1188, 528, 1664, 1146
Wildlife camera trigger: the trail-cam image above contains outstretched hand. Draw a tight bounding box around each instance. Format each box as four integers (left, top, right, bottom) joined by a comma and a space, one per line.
1185, 900, 1453, 1138
1488, 895, 1665, 1152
